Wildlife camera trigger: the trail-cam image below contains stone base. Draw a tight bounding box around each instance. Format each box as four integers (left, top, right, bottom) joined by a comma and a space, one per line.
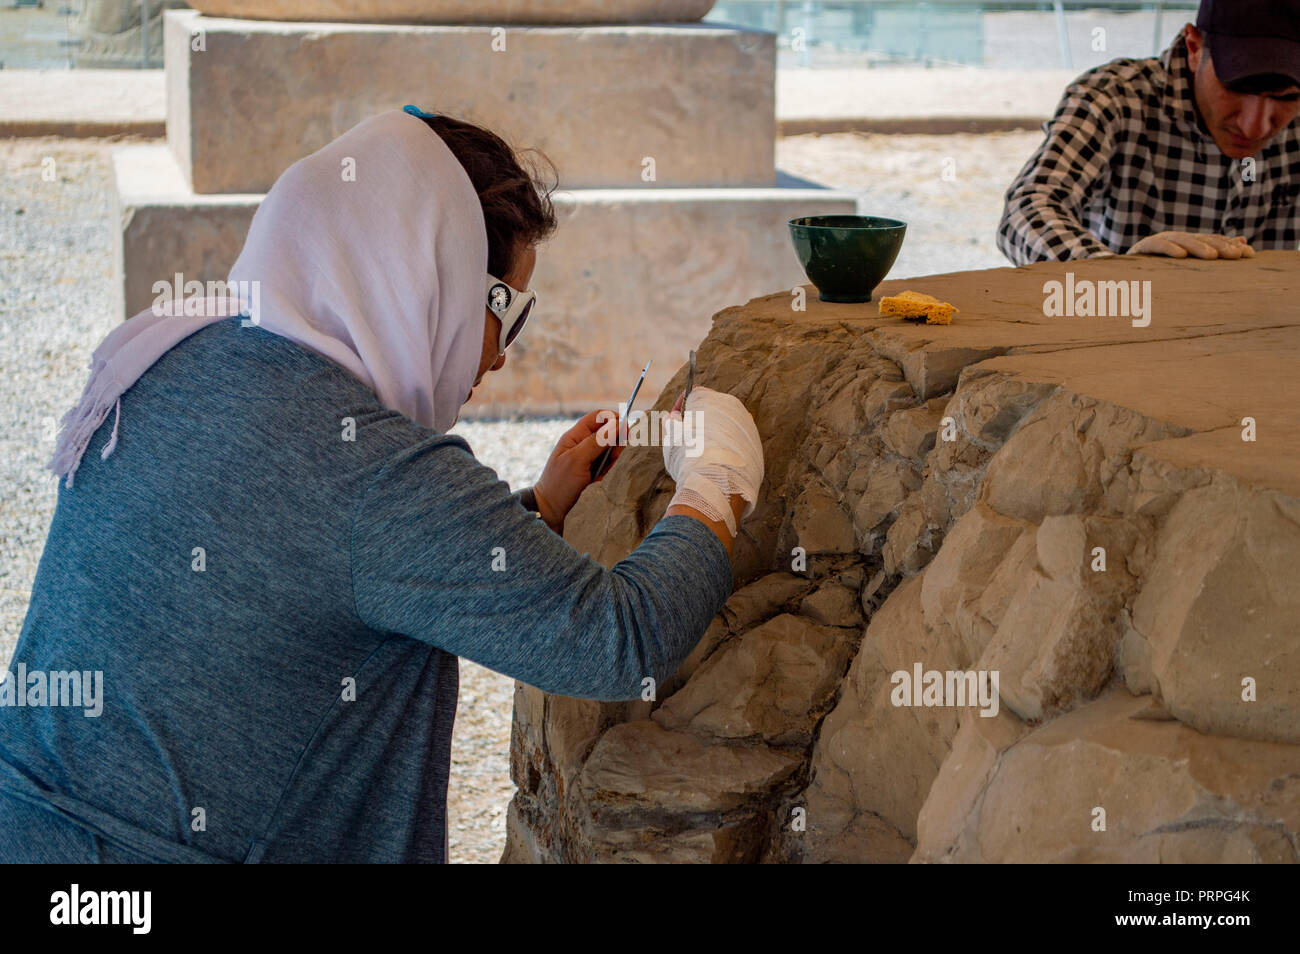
166, 10, 775, 194
114, 143, 858, 414
189, 1, 718, 24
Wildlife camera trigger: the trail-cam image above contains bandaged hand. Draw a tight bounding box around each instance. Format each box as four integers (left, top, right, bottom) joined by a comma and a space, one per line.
1126, 232, 1255, 259
661, 386, 764, 537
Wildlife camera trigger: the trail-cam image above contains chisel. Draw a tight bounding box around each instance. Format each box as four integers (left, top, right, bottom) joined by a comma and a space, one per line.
590, 359, 651, 481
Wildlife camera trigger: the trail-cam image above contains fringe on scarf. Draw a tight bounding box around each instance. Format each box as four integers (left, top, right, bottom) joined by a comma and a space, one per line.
46, 358, 124, 489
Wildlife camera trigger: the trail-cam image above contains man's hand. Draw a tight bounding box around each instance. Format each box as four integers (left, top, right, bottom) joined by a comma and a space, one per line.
1127, 232, 1255, 259
532, 408, 624, 534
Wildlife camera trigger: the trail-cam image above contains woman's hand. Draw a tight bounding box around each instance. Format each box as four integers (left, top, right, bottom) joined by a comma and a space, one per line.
660, 385, 764, 545
533, 408, 624, 534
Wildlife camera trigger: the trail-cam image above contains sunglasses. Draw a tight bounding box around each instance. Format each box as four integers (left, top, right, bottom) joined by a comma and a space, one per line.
486, 274, 536, 355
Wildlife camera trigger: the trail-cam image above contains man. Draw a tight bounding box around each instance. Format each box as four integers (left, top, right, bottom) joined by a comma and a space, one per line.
997, 0, 1300, 264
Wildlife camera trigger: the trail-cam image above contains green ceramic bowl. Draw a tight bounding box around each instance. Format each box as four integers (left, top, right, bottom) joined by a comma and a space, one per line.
788, 214, 908, 303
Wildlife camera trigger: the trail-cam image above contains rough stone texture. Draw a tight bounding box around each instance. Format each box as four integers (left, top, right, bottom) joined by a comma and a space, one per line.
651, 613, 860, 747
793, 575, 962, 863
505, 252, 1300, 863
190, 1, 716, 24
913, 691, 1300, 863
166, 11, 773, 194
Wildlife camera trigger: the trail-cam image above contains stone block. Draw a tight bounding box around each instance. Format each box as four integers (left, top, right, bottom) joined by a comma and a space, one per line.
651, 612, 861, 746
190, 0, 717, 23
914, 690, 1300, 863
166, 10, 775, 194
578, 720, 801, 815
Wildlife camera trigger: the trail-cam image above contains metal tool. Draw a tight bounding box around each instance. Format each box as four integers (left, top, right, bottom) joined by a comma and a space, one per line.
590, 359, 651, 481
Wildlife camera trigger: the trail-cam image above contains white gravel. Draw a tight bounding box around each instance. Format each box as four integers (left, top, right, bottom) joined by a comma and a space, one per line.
1, 138, 120, 663
777, 129, 1044, 278
444, 416, 572, 864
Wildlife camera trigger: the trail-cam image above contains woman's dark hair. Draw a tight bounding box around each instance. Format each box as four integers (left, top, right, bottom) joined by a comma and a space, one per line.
416, 115, 559, 279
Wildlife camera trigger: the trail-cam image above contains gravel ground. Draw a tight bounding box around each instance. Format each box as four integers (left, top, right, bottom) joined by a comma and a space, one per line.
778, 129, 1044, 278
440, 418, 568, 864
0, 138, 120, 659
1, 128, 1046, 862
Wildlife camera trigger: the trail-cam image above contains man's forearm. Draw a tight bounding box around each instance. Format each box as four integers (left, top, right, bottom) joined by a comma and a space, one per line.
998, 191, 1115, 264
998, 84, 1120, 265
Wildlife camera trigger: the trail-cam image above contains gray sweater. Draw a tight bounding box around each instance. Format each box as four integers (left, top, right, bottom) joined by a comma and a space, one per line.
0, 317, 732, 863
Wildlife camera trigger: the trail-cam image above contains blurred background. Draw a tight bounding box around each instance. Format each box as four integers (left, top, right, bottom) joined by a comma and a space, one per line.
3, 1, 1197, 70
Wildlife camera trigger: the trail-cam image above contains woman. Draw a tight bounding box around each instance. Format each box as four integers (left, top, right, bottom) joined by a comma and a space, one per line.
0, 107, 763, 863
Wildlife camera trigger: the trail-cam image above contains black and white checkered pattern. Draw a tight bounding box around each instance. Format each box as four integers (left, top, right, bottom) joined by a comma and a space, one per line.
997, 33, 1300, 264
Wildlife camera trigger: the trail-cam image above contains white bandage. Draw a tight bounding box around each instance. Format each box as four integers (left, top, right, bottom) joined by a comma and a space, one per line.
662, 386, 764, 537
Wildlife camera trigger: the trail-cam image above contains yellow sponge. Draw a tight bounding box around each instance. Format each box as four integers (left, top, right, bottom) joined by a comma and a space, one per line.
878, 290, 958, 325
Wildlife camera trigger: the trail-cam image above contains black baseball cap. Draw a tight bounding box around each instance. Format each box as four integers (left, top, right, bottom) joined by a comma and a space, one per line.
1197, 0, 1300, 88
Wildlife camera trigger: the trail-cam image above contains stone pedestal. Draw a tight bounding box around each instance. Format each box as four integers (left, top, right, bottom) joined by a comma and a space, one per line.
189, 0, 718, 24
505, 252, 1300, 862
114, 8, 857, 412
166, 12, 776, 194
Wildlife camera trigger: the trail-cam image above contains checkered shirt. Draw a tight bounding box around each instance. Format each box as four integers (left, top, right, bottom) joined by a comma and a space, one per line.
997, 32, 1300, 264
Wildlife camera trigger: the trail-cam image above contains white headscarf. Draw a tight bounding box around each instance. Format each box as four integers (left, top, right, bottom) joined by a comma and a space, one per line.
48, 108, 488, 488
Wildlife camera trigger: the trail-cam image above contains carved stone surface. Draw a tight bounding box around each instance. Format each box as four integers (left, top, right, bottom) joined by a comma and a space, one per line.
75, 0, 189, 69
505, 252, 1300, 863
